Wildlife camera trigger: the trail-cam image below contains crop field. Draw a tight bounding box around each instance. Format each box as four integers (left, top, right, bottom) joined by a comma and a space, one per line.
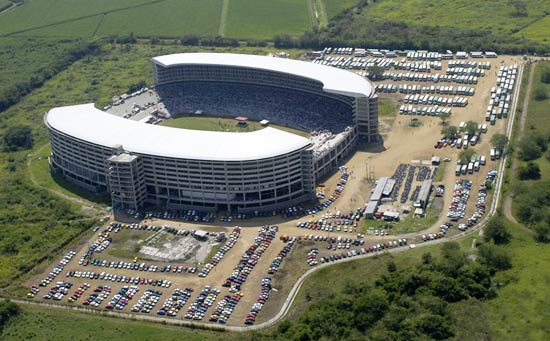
0, 0, 359, 39
225, 0, 310, 40
159, 116, 310, 137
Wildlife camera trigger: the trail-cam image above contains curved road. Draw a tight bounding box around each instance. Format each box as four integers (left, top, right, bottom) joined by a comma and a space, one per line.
10, 64, 525, 332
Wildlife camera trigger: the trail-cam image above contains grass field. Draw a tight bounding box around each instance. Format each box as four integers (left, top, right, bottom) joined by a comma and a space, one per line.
324, 0, 358, 18
486, 224, 550, 339
29, 144, 111, 208
365, 0, 550, 39
0, 0, 359, 39
225, 0, 310, 40
377, 98, 398, 117
0, 304, 228, 340
159, 116, 310, 137
524, 62, 550, 137
96, 0, 222, 38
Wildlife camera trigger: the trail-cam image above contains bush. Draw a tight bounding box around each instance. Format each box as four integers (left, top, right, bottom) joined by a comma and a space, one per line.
533, 221, 550, 243
2, 125, 33, 151
518, 162, 541, 180
478, 244, 512, 271
484, 215, 511, 244
541, 68, 550, 84
518, 136, 543, 161
534, 86, 548, 101
0, 300, 20, 332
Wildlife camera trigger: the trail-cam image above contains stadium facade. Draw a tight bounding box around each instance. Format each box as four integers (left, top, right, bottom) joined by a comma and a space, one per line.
45, 53, 378, 212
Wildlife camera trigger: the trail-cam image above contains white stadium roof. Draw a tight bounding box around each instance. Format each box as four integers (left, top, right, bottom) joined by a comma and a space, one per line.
152, 53, 373, 98
46, 104, 311, 161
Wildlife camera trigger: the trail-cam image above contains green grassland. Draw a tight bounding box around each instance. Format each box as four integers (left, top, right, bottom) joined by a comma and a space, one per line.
366, 0, 548, 36
159, 116, 310, 137
0, 304, 228, 341
515, 16, 550, 44
0, 0, 360, 40
0, 37, 96, 120
0, 0, 153, 36
96, 0, 222, 38
225, 0, 310, 40
324, 0, 358, 18
486, 225, 550, 339
318, 0, 550, 52
377, 98, 398, 117
524, 62, 550, 138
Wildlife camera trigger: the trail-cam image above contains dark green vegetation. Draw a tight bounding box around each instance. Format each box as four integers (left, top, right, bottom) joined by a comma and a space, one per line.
2, 124, 32, 151
0, 300, 20, 334
271, 241, 507, 340
0, 37, 98, 117
513, 62, 550, 241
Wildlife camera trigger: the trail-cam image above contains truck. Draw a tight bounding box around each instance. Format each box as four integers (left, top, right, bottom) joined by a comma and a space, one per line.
474, 161, 480, 172
455, 164, 462, 176
461, 164, 467, 175
468, 162, 474, 174
490, 148, 496, 161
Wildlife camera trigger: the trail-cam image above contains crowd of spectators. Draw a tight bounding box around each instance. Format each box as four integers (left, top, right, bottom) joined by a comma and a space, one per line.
155, 81, 354, 134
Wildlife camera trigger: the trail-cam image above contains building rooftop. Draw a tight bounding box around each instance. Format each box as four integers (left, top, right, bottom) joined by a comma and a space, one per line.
46, 104, 312, 161
152, 53, 374, 98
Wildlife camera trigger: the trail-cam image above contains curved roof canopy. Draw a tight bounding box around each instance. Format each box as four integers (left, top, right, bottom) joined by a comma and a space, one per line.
152, 53, 374, 98
46, 104, 311, 161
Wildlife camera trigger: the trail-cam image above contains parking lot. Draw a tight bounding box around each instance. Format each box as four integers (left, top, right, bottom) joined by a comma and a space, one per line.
26, 49, 522, 327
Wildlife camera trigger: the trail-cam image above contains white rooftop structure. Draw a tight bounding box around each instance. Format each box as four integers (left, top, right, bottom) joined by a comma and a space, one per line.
46, 104, 311, 162
152, 53, 374, 98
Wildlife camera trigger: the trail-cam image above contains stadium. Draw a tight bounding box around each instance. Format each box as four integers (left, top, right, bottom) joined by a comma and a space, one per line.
45, 53, 378, 212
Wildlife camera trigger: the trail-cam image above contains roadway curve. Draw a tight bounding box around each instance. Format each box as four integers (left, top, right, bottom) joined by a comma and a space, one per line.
8, 64, 525, 332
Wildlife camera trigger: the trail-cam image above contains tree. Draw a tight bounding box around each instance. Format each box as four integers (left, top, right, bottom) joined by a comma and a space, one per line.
518, 137, 542, 161
463, 120, 479, 136
541, 68, 550, 84
478, 244, 512, 271
0, 300, 20, 331
483, 215, 511, 244
415, 313, 454, 340
367, 65, 384, 79
273, 34, 296, 48
181, 34, 200, 46
441, 125, 458, 139
491, 133, 509, 151
438, 111, 451, 126
533, 221, 550, 243
2, 125, 32, 151
458, 149, 475, 165
534, 86, 548, 101
128, 80, 147, 93
518, 162, 541, 180
510, 0, 528, 16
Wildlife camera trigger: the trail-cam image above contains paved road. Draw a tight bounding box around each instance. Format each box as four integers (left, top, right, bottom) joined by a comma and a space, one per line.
11, 64, 526, 333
